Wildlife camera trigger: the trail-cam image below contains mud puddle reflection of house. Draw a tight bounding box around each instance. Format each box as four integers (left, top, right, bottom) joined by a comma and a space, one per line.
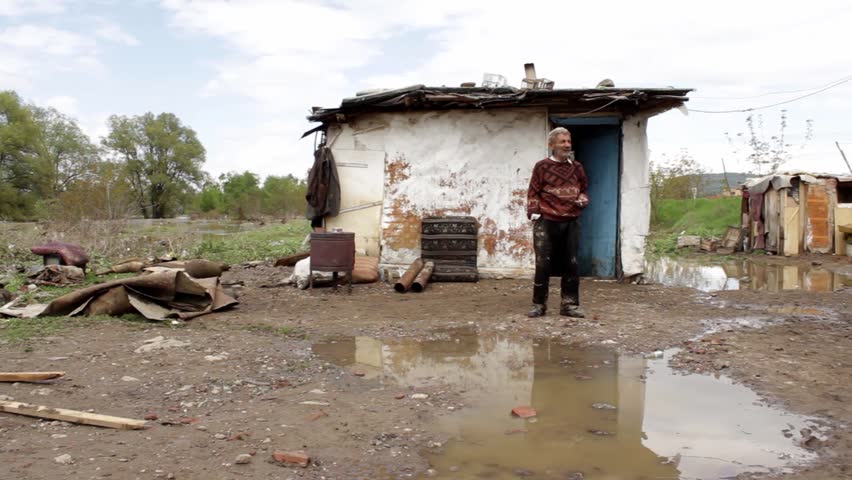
313, 328, 819, 479
645, 256, 851, 292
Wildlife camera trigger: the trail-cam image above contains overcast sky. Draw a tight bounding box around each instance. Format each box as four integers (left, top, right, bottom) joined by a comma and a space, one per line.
2, 0, 851, 181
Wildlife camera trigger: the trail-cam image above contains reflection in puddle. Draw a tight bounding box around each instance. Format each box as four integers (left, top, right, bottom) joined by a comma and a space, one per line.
313, 330, 818, 479
645, 256, 852, 292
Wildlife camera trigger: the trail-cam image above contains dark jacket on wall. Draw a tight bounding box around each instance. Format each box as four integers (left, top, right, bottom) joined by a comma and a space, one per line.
305, 144, 341, 222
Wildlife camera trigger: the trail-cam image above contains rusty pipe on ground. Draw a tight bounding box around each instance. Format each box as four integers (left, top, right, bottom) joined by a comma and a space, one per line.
411, 261, 434, 293
394, 258, 424, 293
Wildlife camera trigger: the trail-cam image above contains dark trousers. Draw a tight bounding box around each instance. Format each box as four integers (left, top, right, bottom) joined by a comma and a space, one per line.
532, 217, 580, 306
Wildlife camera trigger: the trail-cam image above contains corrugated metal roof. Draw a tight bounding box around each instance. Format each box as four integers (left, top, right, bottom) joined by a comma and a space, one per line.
307, 85, 693, 123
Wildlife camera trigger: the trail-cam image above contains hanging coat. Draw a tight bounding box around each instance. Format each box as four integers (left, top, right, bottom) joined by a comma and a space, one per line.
305, 144, 341, 222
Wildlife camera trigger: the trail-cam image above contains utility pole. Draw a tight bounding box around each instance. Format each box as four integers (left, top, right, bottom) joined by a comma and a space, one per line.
836, 141, 852, 175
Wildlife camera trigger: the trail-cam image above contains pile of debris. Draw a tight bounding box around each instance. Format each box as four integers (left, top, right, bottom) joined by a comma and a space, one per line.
677, 226, 742, 254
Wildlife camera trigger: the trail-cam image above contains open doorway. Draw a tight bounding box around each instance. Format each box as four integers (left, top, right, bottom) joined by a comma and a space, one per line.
550, 117, 622, 277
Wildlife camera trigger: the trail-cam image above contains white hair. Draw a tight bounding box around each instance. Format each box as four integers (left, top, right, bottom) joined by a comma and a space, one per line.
548, 126, 571, 144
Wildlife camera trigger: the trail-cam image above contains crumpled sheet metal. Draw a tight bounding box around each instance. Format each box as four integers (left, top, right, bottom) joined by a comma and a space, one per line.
30, 241, 90, 268
27, 265, 85, 286
0, 270, 237, 321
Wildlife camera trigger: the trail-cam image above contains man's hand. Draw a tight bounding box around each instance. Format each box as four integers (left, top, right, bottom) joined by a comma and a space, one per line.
576, 193, 589, 208
530, 213, 541, 221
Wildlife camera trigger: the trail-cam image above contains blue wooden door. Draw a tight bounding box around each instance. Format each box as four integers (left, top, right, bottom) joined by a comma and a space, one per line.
552, 120, 621, 277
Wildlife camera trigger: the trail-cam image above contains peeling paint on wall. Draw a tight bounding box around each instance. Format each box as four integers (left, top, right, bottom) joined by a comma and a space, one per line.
376, 108, 547, 270
326, 107, 652, 277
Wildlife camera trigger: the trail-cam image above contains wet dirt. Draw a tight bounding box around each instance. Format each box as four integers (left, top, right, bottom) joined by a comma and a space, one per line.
314, 331, 819, 479
0, 257, 850, 479
645, 255, 852, 293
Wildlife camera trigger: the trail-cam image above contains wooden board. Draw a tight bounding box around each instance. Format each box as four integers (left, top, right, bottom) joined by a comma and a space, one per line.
0, 400, 147, 430
0, 372, 65, 382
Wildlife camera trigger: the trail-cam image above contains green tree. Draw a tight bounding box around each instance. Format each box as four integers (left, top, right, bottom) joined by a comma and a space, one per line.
0, 91, 41, 220
30, 106, 99, 198
102, 112, 205, 218
261, 174, 307, 218
650, 148, 705, 225
197, 181, 224, 213
221, 171, 261, 219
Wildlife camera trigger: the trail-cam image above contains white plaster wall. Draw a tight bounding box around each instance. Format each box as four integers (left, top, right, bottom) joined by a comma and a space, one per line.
378, 108, 549, 272
325, 108, 654, 277
324, 121, 388, 256
620, 115, 652, 277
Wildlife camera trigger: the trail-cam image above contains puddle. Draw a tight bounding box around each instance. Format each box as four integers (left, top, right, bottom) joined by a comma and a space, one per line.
645, 256, 852, 292
313, 330, 819, 479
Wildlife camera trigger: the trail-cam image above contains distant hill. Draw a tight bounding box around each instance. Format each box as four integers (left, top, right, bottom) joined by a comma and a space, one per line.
698, 172, 752, 196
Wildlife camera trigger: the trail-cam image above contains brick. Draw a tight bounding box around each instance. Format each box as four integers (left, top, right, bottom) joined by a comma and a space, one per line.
305, 411, 328, 422
511, 406, 537, 418
272, 450, 310, 467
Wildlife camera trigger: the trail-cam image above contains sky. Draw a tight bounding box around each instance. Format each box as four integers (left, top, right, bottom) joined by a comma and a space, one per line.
2, 0, 852, 182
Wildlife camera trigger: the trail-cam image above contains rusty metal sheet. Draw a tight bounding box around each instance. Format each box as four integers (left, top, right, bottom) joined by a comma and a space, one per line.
806, 184, 831, 253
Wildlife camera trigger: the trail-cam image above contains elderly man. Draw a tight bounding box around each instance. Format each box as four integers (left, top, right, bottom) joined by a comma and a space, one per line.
526, 127, 589, 318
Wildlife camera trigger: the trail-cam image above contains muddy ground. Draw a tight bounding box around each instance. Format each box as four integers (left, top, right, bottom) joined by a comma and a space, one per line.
0, 254, 850, 480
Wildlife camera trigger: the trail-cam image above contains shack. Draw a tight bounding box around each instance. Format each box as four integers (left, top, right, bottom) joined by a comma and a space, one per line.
742, 173, 852, 256
304, 81, 692, 279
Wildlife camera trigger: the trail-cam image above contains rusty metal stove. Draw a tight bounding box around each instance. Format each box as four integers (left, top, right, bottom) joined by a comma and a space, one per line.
309, 231, 355, 291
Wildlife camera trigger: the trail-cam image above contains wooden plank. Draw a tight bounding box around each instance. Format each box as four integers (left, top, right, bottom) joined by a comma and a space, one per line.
0, 372, 65, 382
0, 401, 147, 430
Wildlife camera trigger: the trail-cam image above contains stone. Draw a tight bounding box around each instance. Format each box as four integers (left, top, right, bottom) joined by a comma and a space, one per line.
511, 406, 537, 418
299, 401, 330, 406
235, 454, 252, 465
272, 450, 310, 467
135, 337, 190, 354
410, 393, 429, 400
204, 354, 228, 362
394, 393, 406, 400
121, 376, 140, 382
54, 454, 73, 465
144, 414, 159, 421
214, 434, 227, 440
31, 388, 52, 396
0, 395, 14, 401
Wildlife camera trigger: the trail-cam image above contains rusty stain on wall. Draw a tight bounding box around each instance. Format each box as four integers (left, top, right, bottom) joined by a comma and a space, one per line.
386, 155, 411, 187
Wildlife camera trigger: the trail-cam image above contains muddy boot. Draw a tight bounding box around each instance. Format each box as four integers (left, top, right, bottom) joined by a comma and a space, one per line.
527, 304, 546, 318
560, 304, 585, 318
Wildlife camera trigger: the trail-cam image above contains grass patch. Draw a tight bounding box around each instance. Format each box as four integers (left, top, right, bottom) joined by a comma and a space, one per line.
0, 313, 178, 344
649, 197, 741, 256
0, 316, 70, 343
191, 221, 310, 264
653, 197, 741, 235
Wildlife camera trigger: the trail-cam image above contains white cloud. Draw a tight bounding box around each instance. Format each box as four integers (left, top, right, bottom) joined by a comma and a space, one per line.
159, 0, 852, 176
0, 0, 66, 16
43, 95, 79, 115
95, 22, 139, 46
0, 24, 93, 55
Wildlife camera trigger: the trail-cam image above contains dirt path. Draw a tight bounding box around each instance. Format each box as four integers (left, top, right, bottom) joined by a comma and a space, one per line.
1, 262, 849, 479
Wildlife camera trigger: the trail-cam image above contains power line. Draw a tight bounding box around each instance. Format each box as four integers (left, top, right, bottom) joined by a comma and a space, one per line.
688, 75, 852, 114
690, 74, 852, 100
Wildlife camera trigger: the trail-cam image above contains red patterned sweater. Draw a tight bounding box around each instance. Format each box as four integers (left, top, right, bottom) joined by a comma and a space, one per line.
526, 157, 589, 221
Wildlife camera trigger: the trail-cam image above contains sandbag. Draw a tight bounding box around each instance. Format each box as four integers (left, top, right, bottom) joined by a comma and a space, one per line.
352, 256, 379, 284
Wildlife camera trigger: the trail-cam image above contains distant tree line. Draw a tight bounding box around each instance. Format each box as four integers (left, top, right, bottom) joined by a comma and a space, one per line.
0, 90, 306, 222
